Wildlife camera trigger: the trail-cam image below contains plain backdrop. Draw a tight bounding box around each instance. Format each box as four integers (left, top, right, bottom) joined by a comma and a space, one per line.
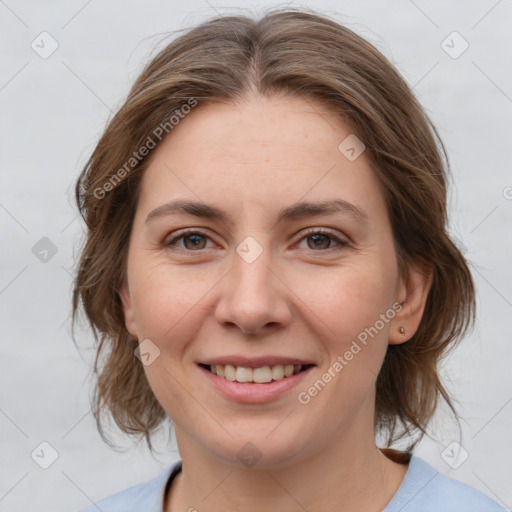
1, 1, 511, 511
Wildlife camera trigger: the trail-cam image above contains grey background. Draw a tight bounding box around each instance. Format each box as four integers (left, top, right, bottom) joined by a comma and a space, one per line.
1, 1, 511, 511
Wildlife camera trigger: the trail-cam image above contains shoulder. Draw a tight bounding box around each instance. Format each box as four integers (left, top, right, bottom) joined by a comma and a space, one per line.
384, 455, 508, 512
419, 471, 508, 511
76, 461, 181, 512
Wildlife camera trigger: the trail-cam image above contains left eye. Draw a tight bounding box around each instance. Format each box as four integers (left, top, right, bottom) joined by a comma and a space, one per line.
295, 228, 349, 251
164, 228, 349, 252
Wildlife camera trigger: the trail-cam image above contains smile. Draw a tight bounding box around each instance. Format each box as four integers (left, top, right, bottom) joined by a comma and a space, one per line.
199, 363, 314, 383
197, 360, 316, 403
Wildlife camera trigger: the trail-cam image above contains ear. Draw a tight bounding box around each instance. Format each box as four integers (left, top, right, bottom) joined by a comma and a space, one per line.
119, 280, 138, 341
388, 263, 433, 345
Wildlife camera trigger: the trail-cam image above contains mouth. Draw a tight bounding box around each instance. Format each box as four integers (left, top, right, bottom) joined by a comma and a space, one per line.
198, 363, 315, 384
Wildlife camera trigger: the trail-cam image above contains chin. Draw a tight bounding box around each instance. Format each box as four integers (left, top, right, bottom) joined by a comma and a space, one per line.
203, 428, 315, 471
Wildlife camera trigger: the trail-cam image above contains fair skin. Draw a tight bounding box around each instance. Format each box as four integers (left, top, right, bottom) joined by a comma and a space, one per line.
120, 93, 432, 512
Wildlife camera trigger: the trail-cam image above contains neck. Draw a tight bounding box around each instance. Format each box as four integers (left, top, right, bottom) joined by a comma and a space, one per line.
165, 407, 408, 512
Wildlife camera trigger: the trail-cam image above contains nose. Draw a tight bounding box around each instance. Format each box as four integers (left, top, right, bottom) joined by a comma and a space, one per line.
214, 245, 292, 336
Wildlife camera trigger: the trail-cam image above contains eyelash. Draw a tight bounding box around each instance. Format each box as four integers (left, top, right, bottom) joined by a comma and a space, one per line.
163, 227, 350, 254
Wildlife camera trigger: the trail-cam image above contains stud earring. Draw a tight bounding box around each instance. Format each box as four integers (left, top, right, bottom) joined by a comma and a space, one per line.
399, 326, 406, 335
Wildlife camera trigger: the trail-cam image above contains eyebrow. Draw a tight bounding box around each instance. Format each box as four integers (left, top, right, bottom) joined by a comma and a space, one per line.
145, 199, 369, 227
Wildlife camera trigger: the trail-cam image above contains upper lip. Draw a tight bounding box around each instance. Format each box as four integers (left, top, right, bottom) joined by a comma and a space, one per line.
198, 356, 316, 368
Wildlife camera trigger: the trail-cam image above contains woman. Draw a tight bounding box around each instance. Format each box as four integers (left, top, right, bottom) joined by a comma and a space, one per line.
72, 8, 507, 512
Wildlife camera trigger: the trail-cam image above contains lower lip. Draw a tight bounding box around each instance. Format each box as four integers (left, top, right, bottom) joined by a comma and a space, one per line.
198, 365, 314, 404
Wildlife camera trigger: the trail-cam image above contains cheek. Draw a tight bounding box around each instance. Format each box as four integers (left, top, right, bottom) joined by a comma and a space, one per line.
130, 264, 209, 417
130, 260, 210, 339
297, 262, 396, 342
293, 266, 396, 424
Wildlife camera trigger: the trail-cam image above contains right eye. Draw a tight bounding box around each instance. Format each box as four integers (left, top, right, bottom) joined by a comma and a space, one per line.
163, 229, 215, 252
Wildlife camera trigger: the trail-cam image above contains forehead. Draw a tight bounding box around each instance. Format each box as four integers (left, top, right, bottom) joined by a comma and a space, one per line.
158, 94, 347, 165
137, 94, 387, 225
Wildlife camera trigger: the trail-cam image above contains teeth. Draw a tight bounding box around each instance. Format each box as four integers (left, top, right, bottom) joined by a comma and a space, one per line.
271, 365, 284, 380
208, 363, 306, 383
253, 366, 272, 383
236, 366, 253, 383
284, 364, 294, 377
224, 364, 236, 381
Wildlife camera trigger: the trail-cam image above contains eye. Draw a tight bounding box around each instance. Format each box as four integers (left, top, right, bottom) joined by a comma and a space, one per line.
163, 229, 214, 252
295, 227, 350, 252
163, 227, 350, 254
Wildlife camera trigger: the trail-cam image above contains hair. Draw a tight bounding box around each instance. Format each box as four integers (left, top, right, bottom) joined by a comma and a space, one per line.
72, 7, 475, 455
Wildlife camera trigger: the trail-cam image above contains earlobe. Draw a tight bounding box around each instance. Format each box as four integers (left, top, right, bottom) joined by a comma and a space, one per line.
388, 265, 433, 345
119, 281, 138, 341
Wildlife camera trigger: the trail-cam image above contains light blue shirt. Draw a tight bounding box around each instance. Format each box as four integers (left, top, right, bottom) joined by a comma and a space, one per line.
76, 455, 508, 511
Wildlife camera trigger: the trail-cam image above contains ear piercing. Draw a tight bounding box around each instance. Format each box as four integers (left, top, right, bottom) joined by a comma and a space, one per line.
399, 326, 406, 335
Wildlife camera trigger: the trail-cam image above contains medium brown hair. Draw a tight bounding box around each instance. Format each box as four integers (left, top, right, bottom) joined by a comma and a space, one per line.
72, 7, 475, 453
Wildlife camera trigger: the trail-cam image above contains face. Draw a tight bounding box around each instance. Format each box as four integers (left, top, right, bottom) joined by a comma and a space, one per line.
120, 93, 429, 469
